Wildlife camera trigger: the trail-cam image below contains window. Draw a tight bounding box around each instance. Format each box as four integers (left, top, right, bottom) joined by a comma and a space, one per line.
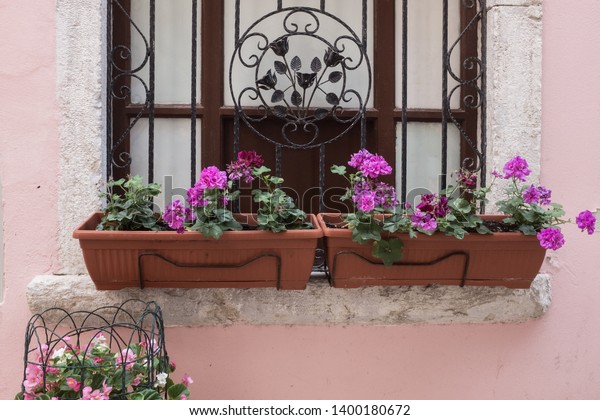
107, 0, 485, 211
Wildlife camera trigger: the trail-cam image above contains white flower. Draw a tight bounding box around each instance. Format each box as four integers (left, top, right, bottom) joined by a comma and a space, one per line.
155, 372, 168, 388
51, 347, 65, 359
92, 334, 107, 346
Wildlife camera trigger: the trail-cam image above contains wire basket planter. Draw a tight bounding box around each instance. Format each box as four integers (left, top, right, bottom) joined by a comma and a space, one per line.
16, 300, 187, 400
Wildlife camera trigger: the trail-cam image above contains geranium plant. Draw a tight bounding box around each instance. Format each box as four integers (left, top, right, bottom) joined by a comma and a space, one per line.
164, 150, 311, 236
331, 149, 405, 265
16, 333, 192, 400
332, 150, 598, 265
98, 175, 163, 231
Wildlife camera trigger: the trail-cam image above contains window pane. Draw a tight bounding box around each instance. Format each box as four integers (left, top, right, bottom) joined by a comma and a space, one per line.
224, 0, 373, 108
130, 0, 201, 104
130, 118, 201, 210
395, 0, 461, 109
396, 122, 461, 202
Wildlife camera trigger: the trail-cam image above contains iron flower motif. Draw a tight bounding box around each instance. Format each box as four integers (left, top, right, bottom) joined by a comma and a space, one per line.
257, 69, 277, 90
296, 72, 317, 89
324, 48, 345, 67
269, 37, 289, 57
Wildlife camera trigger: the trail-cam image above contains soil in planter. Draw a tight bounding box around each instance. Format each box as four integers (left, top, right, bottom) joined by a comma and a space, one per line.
325, 219, 519, 233
481, 219, 518, 233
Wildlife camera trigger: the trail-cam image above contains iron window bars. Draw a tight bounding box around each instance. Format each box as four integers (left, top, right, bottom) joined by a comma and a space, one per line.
106, 0, 487, 209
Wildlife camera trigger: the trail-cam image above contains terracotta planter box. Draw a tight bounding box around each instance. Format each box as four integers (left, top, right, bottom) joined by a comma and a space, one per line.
73, 212, 322, 290
317, 213, 546, 289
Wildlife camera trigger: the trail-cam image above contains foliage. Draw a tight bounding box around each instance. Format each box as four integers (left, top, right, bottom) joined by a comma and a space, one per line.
250, 166, 311, 232
15, 334, 191, 400
98, 175, 162, 231
333, 150, 598, 265
163, 150, 311, 237
331, 150, 404, 266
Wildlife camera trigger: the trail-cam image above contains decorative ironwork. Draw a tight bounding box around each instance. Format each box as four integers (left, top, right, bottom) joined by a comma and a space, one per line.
229, 5, 371, 151
20, 300, 167, 399
443, 0, 487, 189
107, 0, 155, 182
398, 0, 487, 206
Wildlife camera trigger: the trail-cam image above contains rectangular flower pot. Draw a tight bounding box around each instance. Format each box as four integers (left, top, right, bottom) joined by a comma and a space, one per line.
73, 212, 323, 290
317, 213, 546, 289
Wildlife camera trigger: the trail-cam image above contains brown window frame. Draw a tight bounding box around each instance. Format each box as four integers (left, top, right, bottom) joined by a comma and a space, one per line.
108, 0, 481, 205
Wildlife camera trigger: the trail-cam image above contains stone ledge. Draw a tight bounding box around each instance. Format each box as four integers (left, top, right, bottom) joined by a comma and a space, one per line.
26, 274, 551, 326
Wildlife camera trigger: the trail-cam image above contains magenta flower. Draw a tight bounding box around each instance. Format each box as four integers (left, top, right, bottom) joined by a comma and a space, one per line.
522, 184, 541, 204
355, 190, 376, 213
537, 227, 565, 250
457, 169, 477, 190
348, 149, 372, 169
537, 186, 552, 206
416, 194, 450, 219
411, 211, 437, 232
502, 156, 531, 181
348, 149, 392, 179
227, 150, 264, 183
163, 200, 193, 234
360, 154, 393, 179
576, 210, 596, 235
187, 185, 208, 207
374, 182, 399, 210
197, 166, 228, 190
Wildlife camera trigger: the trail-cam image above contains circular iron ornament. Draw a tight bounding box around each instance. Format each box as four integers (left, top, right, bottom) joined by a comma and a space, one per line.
229, 7, 372, 150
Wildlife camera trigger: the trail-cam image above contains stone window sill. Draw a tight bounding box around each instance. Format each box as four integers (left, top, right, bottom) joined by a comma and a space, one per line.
27, 274, 551, 326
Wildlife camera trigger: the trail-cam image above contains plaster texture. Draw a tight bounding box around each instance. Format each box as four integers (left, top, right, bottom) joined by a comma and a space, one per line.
56, 0, 105, 274
486, 3, 543, 207
27, 275, 551, 326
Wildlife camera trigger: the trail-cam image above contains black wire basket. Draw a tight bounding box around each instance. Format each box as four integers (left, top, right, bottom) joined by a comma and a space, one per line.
17, 300, 169, 400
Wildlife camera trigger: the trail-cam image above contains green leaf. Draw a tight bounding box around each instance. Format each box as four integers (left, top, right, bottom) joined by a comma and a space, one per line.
200, 223, 223, 240
138, 388, 163, 400
331, 165, 347, 176
372, 239, 404, 266
269, 176, 284, 185
253, 166, 271, 176
167, 384, 190, 400
519, 224, 537, 235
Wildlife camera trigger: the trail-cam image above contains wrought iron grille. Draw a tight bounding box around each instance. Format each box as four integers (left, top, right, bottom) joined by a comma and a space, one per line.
106, 0, 487, 210
19, 300, 167, 399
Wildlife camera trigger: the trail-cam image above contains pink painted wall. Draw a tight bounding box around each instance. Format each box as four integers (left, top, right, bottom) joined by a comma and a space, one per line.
0, 0, 61, 400
1, 0, 599, 399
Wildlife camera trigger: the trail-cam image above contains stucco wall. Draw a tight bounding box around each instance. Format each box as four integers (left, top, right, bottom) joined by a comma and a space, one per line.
1, 0, 600, 400
0, 0, 61, 399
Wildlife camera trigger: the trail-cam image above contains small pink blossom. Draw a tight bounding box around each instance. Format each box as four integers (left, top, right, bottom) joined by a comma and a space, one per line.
115, 348, 137, 370
81, 382, 112, 400
182, 373, 194, 387
66, 377, 81, 392
23, 363, 44, 394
